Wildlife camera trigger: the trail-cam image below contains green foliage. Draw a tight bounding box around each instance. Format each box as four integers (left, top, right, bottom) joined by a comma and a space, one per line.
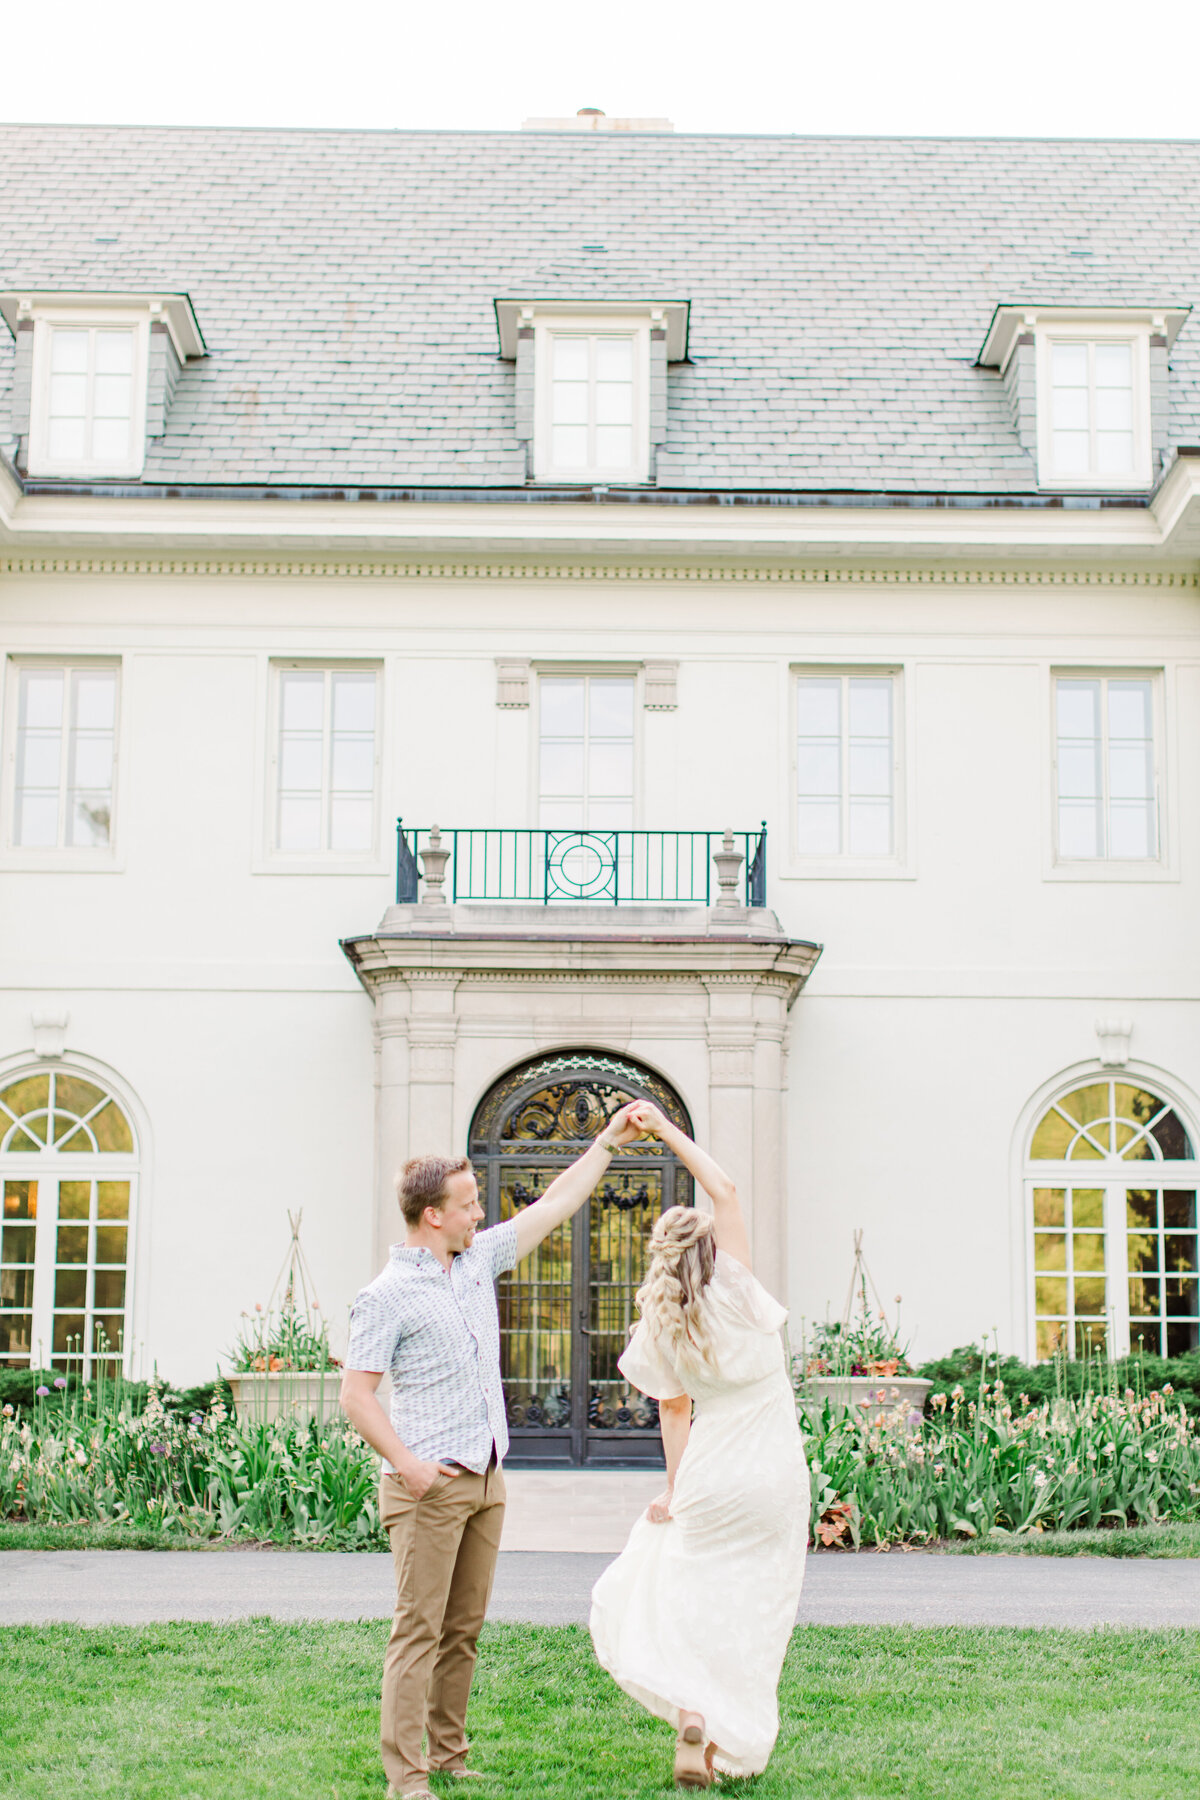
1, 1374, 382, 1548
2, 1621, 1199, 1799
228, 1296, 339, 1374
804, 1276, 913, 1376
917, 1344, 1200, 1414
0, 1367, 220, 1420
803, 1379, 1200, 1548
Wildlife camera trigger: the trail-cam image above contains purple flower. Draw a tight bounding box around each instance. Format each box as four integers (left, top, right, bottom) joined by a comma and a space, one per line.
189, 1414, 203, 1425
35, 1386, 50, 1398
53, 1377, 67, 1390
149, 1443, 168, 1456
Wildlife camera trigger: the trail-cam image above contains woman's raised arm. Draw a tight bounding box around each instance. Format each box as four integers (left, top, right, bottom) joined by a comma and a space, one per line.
628, 1103, 751, 1269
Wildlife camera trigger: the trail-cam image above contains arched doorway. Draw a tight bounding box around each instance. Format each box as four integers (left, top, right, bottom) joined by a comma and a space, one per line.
0, 1066, 139, 1378
469, 1051, 694, 1466
1025, 1076, 1199, 1360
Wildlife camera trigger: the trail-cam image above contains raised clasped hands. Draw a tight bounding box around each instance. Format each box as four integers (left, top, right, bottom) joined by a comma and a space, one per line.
626, 1100, 669, 1139
599, 1101, 644, 1149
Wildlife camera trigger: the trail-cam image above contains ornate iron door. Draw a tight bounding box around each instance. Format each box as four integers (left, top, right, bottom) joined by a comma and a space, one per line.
469, 1053, 694, 1466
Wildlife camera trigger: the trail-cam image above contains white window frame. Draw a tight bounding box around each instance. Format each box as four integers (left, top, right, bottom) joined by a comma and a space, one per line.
26, 308, 150, 480
1021, 1075, 1200, 1362
1049, 668, 1167, 876
0, 1063, 140, 1381
532, 665, 642, 829
2, 658, 122, 867
1036, 322, 1152, 490
264, 661, 383, 866
533, 315, 651, 484
782, 664, 911, 879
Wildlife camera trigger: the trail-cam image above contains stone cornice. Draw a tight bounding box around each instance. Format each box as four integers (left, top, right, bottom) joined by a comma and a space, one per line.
1, 554, 1197, 589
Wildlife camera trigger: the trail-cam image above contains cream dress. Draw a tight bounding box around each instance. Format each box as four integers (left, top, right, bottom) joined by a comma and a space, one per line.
589, 1251, 810, 1778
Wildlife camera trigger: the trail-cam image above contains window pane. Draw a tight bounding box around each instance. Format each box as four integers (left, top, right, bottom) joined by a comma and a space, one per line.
1129, 1276, 1161, 1318
90, 418, 130, 462
329, 798, 373, 851
1033, 1188, 1066, 1226
1094, 343, 1132, 387
1051, 342, 1088, 386
70, 736, 114, 791
278, 796, 321, 851
1163, 1192, 1197, 1229
1108, 681, 1151, 740
1052, 431, 1090, 473
587, 742, 633, 797
1034, 1233, 1067, 1270
94, 330, 133, 374
17, 734, 63, 790
552, 382, 589, 426
1036, 1277, 1068, 1313
280, 672, 324, 731
1057, 680, 1099, 738
588, 679, 634, 737
280, 737, 323, 791
95, 1226, 127, 1263
1073, 1277, 1106, 1313
94, 1270, 126, 1309
1072, 1190, 1104, 1228
1072, 1232, 1106, 1272
1051, 388, 1090, 432
540, 679, 585, 736
87, 1101, 132, 1154
1108, 744, 1152, 802
848, 679, 891, 737
594, 425, 633, 466
57, 1182, 91, 1219
1096, 432, 1134, 474
539, 741, 584, 798
52, 1315, 86, 1355
552, 424, 588, 466
1, 1224, 36, 1264
21, 672, 64, 730
57, 1226, 89, 1263
49, 373, 88, 419
797, 745, 840, 797
92, 373, 132, 420
54, 1268, 87, 1308
14, 796, 59, 848
47, 417, 87, 461
74, 672, 116, 730
848, 744, 891, 797
50, 329, 89, 373
797, 800, 840, 855
1058, 801, 1101, 859
1094, 386, 1133, 433
97, 1182, 130, 1220
594, 338, 633, 381
331, 674, 375, 731
2, 1177, 39, 1219
848, 800, 891, 857
595, 381, 633, 426
551, 339, 589, 381
1108, 801, 1154, 860
796, 679, 840, 736
330, 737, 373, 793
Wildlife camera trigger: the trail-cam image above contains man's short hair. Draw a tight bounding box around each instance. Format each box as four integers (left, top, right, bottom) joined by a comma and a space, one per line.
396, 1154, 472, 1228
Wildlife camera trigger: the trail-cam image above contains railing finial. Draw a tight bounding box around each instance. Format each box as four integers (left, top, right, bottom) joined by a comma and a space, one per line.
712, 827, 744, 909
419, 825, 452, 907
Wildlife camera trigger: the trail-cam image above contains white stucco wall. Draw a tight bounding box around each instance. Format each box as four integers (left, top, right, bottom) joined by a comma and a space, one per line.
2, 564, 1198, 1378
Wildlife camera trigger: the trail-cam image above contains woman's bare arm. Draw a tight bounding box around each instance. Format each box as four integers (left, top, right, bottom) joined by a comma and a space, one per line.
628, 1104, 752, 1268
647, 1392, 692, 1522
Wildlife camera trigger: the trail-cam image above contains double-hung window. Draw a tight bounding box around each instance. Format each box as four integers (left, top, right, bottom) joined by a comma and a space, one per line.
1054, 675, 1158, 862
538, 676, 635, 830
795, 673, 895, 859
10, 663, 118, 850
1037, 330, 1150, 489
534, 322, 649, 483
273, 666, 379, 855
28, 318, 148, 479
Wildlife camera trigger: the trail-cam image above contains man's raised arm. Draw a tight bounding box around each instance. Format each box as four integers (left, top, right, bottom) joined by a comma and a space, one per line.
513, 1102, 641, 1259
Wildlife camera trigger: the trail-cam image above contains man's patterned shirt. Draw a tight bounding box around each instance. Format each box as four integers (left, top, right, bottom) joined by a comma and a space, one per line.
344, 1219, 518, 1473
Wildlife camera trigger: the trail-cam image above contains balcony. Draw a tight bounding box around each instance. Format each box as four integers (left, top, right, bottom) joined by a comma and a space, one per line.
393, 823, 767, 909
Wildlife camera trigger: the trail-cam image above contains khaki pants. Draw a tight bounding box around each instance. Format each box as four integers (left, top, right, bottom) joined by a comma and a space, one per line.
378, 1458, 506, 1792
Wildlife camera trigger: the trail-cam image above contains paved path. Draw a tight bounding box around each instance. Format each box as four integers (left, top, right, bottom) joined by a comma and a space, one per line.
3, 1548, 1199, 1629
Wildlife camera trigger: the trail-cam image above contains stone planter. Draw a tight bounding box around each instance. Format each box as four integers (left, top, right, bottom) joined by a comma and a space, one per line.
798, 1375, 933, 1432
226, 1369, 342, 1424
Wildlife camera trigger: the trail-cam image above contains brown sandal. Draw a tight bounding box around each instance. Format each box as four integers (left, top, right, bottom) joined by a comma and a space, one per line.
674, 1712, 712, 1789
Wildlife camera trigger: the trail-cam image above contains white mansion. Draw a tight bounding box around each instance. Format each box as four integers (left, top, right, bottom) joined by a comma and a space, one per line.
2, 119, 1198, 1463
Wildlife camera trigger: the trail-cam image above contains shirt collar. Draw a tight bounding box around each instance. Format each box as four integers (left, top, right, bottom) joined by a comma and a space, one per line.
391, 1242, 454, 1269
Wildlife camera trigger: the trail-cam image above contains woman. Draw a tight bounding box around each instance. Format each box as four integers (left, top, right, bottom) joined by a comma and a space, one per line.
589, 1102, 809, 1789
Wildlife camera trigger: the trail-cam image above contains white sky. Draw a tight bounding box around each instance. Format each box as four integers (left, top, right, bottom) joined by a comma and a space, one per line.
5, 0, 1200, 138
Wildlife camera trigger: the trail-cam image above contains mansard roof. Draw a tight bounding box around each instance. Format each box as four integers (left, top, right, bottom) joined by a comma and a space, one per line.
2, 122, 1199, 494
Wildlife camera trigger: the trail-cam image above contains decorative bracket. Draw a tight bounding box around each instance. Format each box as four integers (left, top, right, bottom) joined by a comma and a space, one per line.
32, 1007, 69, 1059
643, 660, 678, 711
1095, 1016, 1133, 1068
495, 658, 531, 708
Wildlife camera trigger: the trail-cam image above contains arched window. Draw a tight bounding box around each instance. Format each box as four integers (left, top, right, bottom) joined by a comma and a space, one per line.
1026, 1078, 1198, 1360
0, 1068, 137, 1377
470, 1051, 693, 1466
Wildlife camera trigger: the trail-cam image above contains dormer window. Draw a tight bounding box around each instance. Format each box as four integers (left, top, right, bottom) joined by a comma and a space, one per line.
542, 326, 644, 480
41, 323, 143, 475
977, 305, 1189, 492
1, 291, 205, 481
495, 299, 688, 486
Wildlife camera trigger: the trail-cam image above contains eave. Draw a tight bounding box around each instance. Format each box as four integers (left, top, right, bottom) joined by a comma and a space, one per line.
2, 454, 1200, 568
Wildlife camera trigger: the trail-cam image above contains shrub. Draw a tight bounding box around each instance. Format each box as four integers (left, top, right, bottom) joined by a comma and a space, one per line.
916, 1346, 1200, 1415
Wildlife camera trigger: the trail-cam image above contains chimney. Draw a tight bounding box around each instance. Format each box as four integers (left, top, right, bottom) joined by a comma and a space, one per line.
521, 108, 674, 133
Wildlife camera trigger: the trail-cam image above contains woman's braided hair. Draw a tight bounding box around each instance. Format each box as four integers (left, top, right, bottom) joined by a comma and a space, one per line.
634, 1205, 718, 1375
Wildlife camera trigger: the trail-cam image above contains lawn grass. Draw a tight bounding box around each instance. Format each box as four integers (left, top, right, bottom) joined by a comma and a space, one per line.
1, 1621, 1197, 1799
943, 1520, 1200, 1558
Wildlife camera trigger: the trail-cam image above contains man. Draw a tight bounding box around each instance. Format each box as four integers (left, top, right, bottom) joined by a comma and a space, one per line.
341, 1101, 642, 1800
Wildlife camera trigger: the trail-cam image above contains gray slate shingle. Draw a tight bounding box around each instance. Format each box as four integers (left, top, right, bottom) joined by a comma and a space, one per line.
1, 124, 1197, 492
